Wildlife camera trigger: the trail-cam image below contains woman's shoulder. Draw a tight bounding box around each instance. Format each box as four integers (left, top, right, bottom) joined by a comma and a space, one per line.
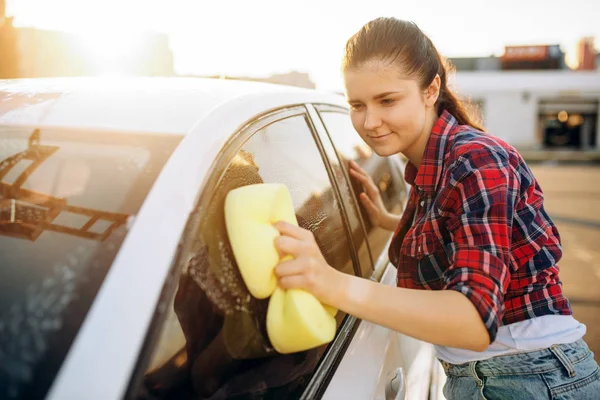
446, 125, 523, 170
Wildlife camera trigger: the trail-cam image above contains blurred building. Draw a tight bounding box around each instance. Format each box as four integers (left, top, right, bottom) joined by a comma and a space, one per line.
501, 44, 567, 70
451, 72, 600, 151
15, 28, 89, 77
449, 44, 568, 72
576, 37, 597, 71
448, 39, 600, 151
13, 28, 175, 78
450, 56, 500, 72
260, 71, 316, 89
201, 71, 316, 89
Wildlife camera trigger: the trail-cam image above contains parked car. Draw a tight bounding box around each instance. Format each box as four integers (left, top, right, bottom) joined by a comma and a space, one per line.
0, 77, 445, 400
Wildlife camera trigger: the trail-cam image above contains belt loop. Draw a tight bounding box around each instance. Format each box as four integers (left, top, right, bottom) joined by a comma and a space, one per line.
468, 361, 484, 388
468, 361, 488, 399
549, 344, 576, 377
440, 360, 451, 374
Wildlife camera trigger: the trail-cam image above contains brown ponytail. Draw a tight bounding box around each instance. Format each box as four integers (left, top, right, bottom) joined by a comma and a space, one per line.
343, 17, 485, 132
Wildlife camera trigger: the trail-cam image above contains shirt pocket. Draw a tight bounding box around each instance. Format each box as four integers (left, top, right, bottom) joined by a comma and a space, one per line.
401, 227, 442, 259
400, 227, 447, 289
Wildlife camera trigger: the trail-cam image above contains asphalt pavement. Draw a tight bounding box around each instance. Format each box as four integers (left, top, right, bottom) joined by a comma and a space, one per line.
530, 163, 600, 363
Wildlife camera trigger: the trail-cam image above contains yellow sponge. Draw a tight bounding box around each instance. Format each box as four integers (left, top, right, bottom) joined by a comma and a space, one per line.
224, 183, 337, 353
267, 287, 337, 354
224, 183, 296, 299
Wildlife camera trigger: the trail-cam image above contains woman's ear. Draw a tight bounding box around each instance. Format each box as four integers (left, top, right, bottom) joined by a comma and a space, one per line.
425, 74, 441, 107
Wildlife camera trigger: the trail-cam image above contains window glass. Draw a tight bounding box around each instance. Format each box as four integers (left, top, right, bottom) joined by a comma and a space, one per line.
0, 127, 182, 400
540, 111, 597, 149
132, 114, 357, 400
310, 113, 373, 277
317, 111, 408, 264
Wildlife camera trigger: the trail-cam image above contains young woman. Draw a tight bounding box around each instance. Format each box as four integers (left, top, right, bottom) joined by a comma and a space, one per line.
273, 17, 600, 399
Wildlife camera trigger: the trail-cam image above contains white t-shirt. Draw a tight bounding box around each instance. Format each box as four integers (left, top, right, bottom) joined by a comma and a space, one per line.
436, 315, 587, 364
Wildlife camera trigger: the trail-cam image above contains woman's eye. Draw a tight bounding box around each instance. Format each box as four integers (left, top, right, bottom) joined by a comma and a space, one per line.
381, 98, 395, 106
350, 104, 364, 110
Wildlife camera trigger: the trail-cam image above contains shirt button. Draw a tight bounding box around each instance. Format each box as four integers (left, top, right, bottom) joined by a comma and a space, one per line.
420, 200, 424, 207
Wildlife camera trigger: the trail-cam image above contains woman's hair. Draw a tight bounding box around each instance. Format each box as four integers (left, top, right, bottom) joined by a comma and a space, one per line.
342, 17, 484, 131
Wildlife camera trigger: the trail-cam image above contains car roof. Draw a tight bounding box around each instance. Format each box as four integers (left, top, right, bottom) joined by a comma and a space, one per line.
0, 77, 347, 135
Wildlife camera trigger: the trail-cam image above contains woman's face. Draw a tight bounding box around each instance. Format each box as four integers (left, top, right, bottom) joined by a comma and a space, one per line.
343, 59, 439, 162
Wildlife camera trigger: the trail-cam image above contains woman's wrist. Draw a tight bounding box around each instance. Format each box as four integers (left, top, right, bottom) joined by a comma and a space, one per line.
382, 212, 401, 231
322, 270, 368, 312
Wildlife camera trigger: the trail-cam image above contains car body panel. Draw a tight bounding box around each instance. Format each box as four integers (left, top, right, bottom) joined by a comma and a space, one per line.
0, 77, 437, 400
323, 260, 438, 400
322, 263, 399, 400
0, 77, 346, 135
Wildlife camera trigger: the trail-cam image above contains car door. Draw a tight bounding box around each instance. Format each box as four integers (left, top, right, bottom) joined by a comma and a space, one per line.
125, 105, 370, 400
311, 105, 441, 400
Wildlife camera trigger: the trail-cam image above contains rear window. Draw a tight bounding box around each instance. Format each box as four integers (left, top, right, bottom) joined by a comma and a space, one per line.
0, 127, 182, 399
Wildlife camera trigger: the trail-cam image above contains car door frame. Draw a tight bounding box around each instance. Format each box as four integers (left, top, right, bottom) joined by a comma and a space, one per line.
123, 103, 371, 400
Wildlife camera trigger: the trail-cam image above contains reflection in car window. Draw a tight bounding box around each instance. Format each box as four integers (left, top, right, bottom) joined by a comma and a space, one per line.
0, 127, 182, 400
132, 114, 357, 400
311, 115, 373, 278
317, 111, 408, 265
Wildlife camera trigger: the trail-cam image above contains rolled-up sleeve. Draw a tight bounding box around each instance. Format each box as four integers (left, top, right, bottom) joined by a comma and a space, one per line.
441, 147, 518, 343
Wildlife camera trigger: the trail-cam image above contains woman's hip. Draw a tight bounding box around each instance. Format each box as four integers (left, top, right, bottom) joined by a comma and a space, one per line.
440, 339, 600, 399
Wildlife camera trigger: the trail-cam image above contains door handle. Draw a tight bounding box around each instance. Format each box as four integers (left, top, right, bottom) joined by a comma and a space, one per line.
385, 367, 406, 400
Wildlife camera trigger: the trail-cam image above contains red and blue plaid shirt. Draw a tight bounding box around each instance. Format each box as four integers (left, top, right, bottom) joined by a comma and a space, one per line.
388, 110, 572, 343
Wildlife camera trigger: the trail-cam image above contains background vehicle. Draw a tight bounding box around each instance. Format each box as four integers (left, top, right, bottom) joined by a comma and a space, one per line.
0, 77, 444, 400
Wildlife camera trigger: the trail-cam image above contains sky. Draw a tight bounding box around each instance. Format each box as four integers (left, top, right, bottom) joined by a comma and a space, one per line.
6, 0, 600, 91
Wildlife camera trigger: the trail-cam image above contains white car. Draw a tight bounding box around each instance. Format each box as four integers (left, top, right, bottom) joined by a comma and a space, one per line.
0, 77, 445, 400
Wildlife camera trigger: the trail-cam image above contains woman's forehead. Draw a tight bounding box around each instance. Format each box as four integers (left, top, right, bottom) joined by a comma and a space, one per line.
343, 65, 417, 100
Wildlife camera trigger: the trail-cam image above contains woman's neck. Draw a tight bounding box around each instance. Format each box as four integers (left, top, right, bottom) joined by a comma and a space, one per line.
404, 108, 439, 168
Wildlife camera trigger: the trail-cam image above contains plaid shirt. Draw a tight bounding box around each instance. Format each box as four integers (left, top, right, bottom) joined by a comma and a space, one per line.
388, 110, 572, 343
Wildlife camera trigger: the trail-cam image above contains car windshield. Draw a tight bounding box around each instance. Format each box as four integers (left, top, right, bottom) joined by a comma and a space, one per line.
0, 126, 182, 400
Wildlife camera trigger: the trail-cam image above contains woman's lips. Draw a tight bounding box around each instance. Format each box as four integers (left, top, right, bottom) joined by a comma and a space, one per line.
370, 133, 392, 141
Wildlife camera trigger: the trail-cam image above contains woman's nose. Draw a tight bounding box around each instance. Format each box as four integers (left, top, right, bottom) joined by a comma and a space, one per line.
363, 109, 383, 130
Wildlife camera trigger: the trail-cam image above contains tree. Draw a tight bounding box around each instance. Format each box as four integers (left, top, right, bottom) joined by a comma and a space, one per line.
0, 0, 19, 78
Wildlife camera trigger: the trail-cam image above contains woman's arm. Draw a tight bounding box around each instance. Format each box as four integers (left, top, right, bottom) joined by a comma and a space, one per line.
334, 272, 490, 351
273, 221, 490, 352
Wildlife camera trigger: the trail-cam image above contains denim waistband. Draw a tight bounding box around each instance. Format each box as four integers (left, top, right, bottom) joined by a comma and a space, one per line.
440, 339, 591, 377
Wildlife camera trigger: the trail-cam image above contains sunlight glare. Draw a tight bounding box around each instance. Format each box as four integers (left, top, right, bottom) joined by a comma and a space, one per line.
72, 30, 149, 76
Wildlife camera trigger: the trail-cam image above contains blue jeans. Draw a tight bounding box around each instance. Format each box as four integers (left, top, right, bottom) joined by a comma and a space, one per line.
440, 339, 600, 399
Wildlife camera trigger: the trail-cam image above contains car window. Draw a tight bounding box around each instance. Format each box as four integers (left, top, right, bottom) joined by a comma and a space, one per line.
0, 127, 182, 400
316, 109, 408, 266
129, 112, 359, 400
308, 109, 374, 278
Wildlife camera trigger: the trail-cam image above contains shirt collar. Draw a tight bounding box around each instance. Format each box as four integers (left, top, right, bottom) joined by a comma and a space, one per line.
404, 110, 458, 195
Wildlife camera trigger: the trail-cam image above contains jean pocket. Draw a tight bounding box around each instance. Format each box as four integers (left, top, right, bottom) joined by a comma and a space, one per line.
540, 354, 600, 400
442, 376, 463, 400
442, 375, 487, 400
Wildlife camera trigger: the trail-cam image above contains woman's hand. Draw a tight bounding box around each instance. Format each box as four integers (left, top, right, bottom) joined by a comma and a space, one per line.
272, 221, 343, 305
348, 160, 399, 231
